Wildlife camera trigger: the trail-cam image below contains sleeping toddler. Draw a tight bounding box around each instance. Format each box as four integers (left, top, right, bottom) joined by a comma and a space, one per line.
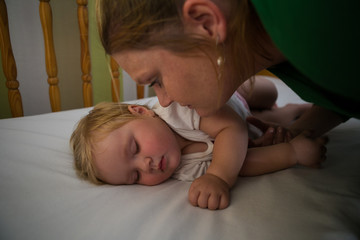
70, 82, 327, 210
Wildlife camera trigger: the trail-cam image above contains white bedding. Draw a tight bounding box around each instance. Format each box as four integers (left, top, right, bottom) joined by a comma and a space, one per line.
1, 78, 359, 240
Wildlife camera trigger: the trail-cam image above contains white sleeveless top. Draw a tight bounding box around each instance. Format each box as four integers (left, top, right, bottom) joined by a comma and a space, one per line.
152, 93, 261, 181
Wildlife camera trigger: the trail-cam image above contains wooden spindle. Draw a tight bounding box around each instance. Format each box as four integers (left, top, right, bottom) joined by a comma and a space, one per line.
77, 0, 93, 107
39, 0, 61, 112
110, 57, 121, 102
0, 0, 23, 117
137, 85, 144, 99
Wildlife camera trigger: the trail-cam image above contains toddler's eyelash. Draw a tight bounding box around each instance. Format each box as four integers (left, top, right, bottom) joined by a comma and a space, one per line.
135, 171, 140, 183
135, 141, 140, 154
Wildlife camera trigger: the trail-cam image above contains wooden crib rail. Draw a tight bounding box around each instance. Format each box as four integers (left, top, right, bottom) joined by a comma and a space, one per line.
39, 0, 61, 112
0, 0, 23, 117
77, 0, 93, 107
0, 0, 134, 118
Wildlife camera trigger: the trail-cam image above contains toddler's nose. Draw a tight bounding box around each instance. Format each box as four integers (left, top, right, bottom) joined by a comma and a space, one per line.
138, 157, 154, 173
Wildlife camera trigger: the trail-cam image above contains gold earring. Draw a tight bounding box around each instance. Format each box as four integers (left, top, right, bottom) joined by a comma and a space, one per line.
217, 56, 224, 67
216, 35, 225, 79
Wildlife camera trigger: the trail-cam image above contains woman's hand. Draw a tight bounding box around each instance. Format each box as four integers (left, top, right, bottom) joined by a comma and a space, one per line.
188, 173, 230, 210
247, 116, 295, 147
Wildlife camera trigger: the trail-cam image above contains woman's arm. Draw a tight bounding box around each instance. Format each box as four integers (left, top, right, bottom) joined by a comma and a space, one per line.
247, 105, 346, 147
289, 105, 347, 137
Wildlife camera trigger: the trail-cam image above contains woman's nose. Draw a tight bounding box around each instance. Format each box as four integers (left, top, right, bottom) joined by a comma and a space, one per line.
155, 89, 172, 107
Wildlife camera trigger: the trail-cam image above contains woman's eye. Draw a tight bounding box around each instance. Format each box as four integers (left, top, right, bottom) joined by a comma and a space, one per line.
149, 77, 161, 88
149, 80, 156, 87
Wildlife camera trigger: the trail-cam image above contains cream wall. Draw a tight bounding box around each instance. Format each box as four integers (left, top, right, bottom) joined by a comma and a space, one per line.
0, 0, 139, 119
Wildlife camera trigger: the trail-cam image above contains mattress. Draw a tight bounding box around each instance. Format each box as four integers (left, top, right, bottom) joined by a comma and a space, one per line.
0, 78, 359, 240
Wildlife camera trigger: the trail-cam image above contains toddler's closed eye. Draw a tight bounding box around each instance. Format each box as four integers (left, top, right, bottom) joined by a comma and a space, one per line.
131, 138, 140, 154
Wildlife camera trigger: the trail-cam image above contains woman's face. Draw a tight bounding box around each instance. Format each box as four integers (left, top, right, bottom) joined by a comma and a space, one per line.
113, 48, 235, 117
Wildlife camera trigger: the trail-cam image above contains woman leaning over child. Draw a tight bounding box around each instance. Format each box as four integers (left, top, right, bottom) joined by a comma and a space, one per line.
96, 0, 360, 141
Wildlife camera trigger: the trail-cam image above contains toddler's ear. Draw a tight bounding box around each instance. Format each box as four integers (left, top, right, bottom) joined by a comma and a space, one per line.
128, 105, 155, 117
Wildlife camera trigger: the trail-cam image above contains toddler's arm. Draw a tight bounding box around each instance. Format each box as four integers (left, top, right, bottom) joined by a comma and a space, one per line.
188, 105, 249, 210
240, 131, 328, 176
187, 104, 328, 210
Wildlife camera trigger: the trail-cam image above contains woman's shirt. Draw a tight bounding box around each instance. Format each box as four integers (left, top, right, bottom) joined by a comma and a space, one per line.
251, 0, 360, 118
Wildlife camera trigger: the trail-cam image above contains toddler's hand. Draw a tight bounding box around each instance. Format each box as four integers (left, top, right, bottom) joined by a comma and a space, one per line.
290, 131, 328, 168
188, 173, 230, 210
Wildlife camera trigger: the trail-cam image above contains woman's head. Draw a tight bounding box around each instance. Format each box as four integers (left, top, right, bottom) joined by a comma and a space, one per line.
70, 102, 146, 185
96, 0, 187, 54
96, 0, 268, 116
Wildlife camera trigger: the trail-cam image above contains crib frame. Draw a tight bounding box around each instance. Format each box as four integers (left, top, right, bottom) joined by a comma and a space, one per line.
0, 0, 144, 118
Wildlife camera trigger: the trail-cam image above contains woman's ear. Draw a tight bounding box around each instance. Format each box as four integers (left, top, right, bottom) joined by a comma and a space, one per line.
182, 0, 227, 42
128, 105, 155, 117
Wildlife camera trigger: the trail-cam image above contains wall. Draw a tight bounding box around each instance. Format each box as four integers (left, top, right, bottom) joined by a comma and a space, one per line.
0, 0, 139, 119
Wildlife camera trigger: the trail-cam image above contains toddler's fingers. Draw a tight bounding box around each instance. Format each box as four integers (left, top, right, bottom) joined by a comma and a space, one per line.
248, 131, 274, 147
274, 126, 285, 144
218, 195, 230, 210
188, 189, 200, 207
197, 193, 211, 209
285, 130, 293, 142
207, 195, 221, 210
262, 127, 276, 146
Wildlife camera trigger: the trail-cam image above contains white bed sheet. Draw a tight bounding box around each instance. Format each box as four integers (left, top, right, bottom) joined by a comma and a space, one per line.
1, 77, 359, 240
